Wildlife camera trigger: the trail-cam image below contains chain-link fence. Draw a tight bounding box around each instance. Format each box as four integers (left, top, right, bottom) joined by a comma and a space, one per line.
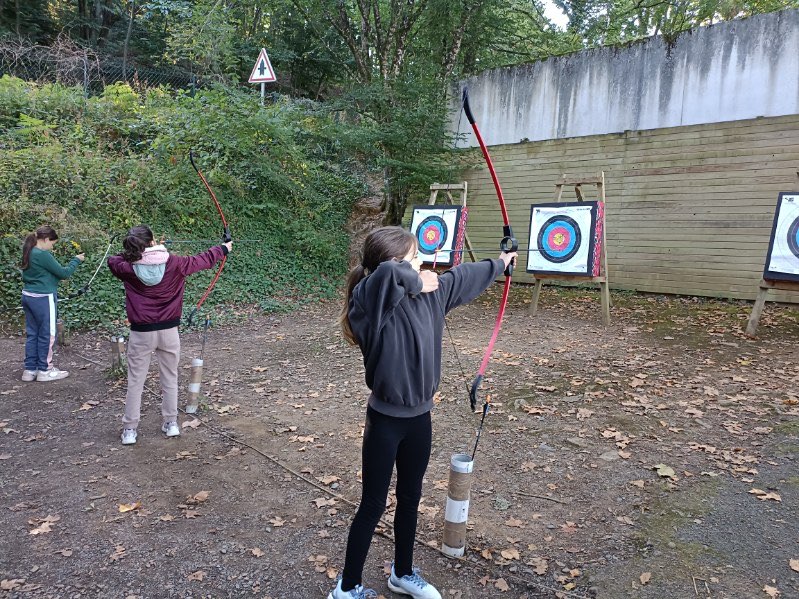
0, 36, 202, 95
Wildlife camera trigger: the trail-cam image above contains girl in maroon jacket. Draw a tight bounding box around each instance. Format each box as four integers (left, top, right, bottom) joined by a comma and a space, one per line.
108, 225, 232, 446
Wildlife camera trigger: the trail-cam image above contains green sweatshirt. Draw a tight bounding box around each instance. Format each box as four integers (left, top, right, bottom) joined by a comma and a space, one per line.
22, 248, 81, 294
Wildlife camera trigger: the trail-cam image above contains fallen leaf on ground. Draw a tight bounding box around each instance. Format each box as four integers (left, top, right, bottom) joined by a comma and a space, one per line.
118, 502, 141, 513
187, 570, 205, 581
500, 548, 520, 560
749, 489, 781, 502
495, 578, 510, 591
313, 497, 337, 508
640, 572, 651, 585
251, 548, 265, 557
790, 559, 799, 572
1, 580, 25, 591
763, 585, 780, 597
527, 557, 548, 575
653, 464, 676, 478
28, 515, 60, 535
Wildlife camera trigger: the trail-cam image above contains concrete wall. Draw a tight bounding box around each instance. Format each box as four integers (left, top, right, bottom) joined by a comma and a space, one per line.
451, 10, 799, 146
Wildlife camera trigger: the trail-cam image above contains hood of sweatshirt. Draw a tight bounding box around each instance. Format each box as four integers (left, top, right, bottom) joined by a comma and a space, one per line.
132, 245, 169, 286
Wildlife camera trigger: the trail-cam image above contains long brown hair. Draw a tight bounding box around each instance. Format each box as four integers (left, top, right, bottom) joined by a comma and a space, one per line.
21, 225, 58, 270
340, 226, 417, 345
121, 225, 154, 263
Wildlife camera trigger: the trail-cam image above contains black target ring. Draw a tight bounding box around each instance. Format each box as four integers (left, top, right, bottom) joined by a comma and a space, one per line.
788, 216, 799, 260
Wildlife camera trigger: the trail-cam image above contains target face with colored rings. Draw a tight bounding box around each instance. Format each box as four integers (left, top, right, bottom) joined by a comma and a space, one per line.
788, 217, 799, 259
537, 215, 582, 263
416, 216, 449, 255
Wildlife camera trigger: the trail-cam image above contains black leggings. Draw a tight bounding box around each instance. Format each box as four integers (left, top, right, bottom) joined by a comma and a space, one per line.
341, 406, 432, 591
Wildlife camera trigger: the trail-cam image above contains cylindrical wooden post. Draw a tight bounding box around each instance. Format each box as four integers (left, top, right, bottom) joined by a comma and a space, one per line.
442, 453, 474, 557
185, 358, 203, 414
56, 319, 68, 347
110, 337, 120, 369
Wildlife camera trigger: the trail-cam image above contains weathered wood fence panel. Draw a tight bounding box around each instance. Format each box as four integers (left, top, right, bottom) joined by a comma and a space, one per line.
460, 114, 799, 301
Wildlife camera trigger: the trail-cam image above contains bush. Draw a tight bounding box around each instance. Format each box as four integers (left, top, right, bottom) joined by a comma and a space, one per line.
0, 76, 362, 331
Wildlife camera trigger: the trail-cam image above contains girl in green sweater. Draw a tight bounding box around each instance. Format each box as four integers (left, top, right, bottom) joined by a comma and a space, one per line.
20, 226, 84, 382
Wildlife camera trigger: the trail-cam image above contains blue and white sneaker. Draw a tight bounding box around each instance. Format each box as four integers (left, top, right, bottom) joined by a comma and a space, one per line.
327, 577, 377, 599
387, 565, 442, 599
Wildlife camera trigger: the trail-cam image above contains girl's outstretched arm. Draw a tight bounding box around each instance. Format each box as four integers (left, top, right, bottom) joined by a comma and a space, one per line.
39, 252, 82, 280
175, 244, 229, 277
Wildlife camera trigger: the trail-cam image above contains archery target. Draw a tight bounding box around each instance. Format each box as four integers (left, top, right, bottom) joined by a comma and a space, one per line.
537, 215, 581, 263
417, 216, 448, 254
527, 202, 598, 276
409, 205, 464, 266
764, 192, 799, 282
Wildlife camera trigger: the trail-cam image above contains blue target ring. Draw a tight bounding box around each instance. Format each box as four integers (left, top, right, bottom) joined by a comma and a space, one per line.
417, 216, 449, 255
788, 216, 799, 259
537, 215, 581, 263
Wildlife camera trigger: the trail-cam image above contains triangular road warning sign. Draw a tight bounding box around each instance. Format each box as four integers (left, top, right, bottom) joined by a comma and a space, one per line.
248, 48, 276, 83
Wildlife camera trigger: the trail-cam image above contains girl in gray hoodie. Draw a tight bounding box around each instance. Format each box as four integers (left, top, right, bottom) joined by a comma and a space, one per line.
328, 226, 515, 599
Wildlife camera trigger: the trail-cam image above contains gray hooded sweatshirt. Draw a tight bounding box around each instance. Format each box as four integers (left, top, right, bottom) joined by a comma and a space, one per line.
348, 258, 505, 418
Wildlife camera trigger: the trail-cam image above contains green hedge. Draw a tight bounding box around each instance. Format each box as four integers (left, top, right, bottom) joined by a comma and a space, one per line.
0, 76, 362, 331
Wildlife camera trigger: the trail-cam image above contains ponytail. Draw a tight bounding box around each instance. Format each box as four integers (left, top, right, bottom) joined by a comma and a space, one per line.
339, 264, 367, 345
21, 226, 58, 270
121, 225, 154, 263
339, 226, 416, 346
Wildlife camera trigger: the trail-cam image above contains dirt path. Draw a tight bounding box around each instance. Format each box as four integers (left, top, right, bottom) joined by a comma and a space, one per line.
1, 288, 798, 598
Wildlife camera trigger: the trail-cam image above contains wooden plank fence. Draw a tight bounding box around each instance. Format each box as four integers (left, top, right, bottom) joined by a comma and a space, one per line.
458, 114, 799, 302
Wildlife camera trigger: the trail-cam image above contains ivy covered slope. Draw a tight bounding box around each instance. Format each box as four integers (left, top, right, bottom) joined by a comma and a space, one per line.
0, 76, 363, 330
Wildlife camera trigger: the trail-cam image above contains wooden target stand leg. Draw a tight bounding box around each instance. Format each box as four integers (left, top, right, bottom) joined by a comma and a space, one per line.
528, 172, 611, 326
745, 279, 799, 336
429, 182, 476, 263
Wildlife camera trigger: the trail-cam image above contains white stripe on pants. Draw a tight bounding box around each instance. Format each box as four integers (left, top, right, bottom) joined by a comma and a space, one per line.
122, 327, 181, 430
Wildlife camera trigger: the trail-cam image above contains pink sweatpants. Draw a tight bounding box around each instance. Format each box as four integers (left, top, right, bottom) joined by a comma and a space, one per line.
122, 327, 180, 430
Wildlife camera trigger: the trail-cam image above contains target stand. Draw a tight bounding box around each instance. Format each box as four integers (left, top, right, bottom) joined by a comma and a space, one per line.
745, 279, 799, 336
528, 172, 611, 326
406, 183, 474, 268
427, 183, 475, 264
745, 192, 799, 336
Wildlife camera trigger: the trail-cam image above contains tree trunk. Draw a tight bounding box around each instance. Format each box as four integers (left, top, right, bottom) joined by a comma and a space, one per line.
381, 165, 408, 225
77, 0, 89, 41
122, 0, 135, 80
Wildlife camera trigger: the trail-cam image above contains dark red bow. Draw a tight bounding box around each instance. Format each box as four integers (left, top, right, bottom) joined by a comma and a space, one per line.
187, 151, 232, 326
462, 89, 518, 419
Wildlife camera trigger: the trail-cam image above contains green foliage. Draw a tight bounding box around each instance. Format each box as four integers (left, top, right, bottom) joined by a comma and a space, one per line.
0, 76, 361, 331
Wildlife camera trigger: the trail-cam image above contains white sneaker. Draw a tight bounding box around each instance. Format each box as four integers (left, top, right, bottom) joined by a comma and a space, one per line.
327, 578, 377, 599
388, 565, 441, 599
21, 370, 38, 382
36, 367, 69, 382
121, 428, 137, 445
161, 421, 180, 437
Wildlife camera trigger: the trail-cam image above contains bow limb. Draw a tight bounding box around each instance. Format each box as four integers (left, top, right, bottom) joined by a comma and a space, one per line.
462, 89, 518, 413
188, 151, 232, 326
